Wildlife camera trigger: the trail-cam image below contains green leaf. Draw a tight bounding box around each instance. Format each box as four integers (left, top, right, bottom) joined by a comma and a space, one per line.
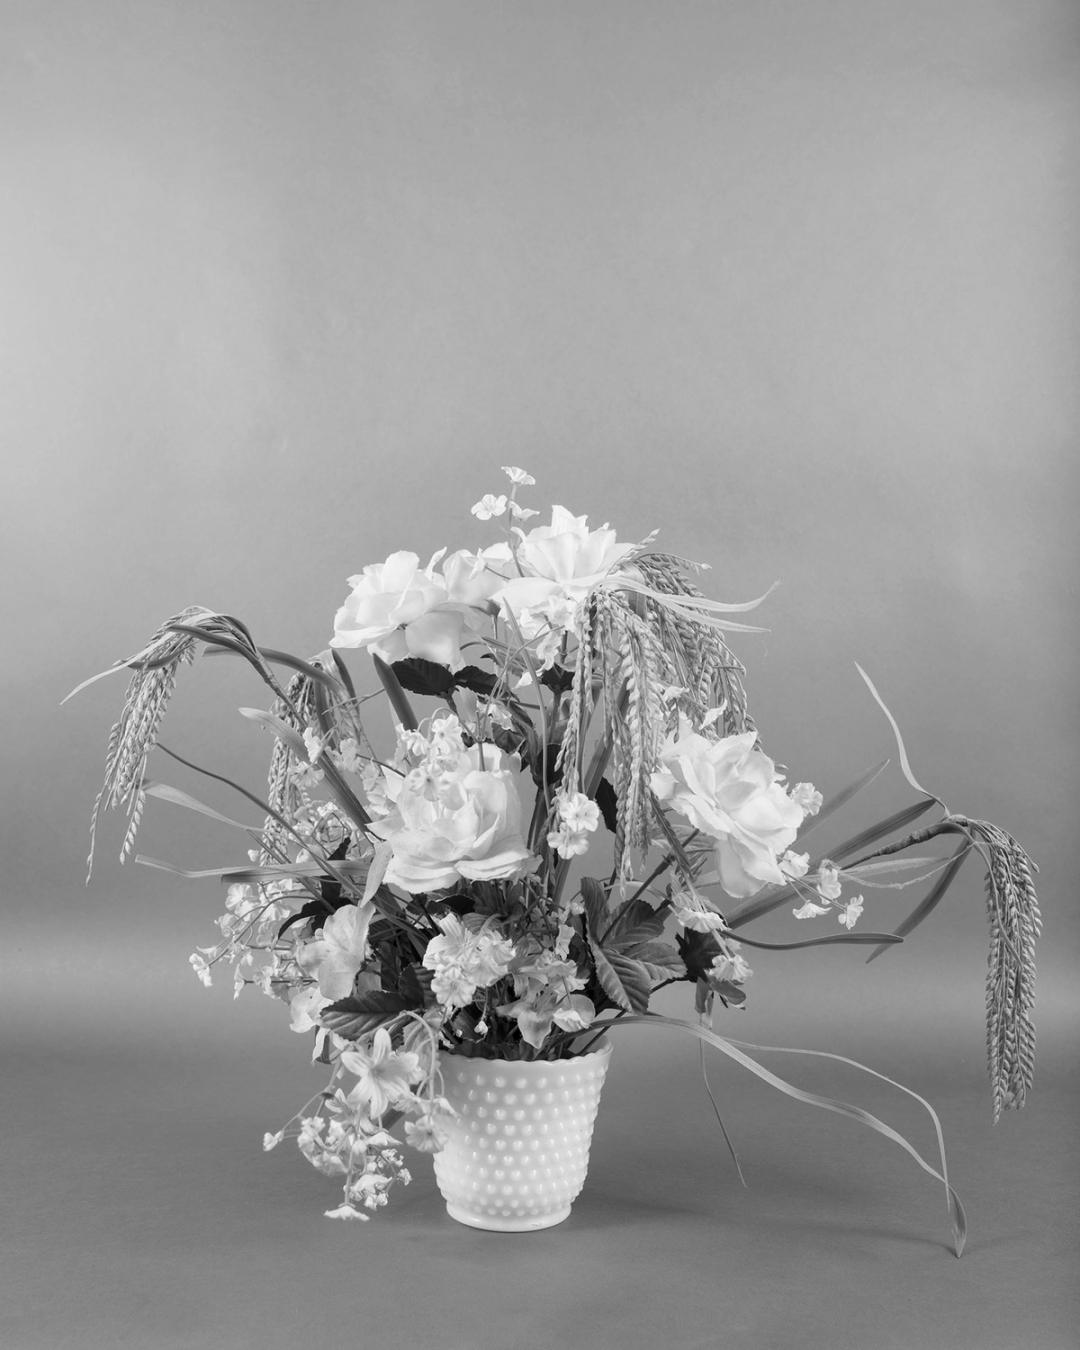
320, 991, 411, 1041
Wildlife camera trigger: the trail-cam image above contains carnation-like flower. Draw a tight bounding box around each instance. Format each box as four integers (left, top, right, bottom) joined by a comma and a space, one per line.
494, 506, 638, 623
650, 721, 807, 899
421, 913, 516, 1011
370, 741, 533, 893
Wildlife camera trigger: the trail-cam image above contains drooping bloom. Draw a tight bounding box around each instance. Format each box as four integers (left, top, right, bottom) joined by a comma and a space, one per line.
341, 1028, 423, 1119
650, 721, 807, 899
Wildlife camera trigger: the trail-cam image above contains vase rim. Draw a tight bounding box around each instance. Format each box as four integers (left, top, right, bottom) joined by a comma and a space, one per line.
437, 1036, 612, 1068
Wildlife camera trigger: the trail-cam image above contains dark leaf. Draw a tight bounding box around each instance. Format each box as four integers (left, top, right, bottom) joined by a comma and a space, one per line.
454, 665, 499, 697
390, 658, 457, 699
398, 962, 435, 1007
539, 664, 574, 695
677, 928, 725, 981
593, 777, 618, 834
278, 898, 332, 937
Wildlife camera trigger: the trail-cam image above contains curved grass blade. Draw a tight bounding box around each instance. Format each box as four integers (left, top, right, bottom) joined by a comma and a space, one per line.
142, 782, 261, 831
372, 654, 419, 732
855, 664, 941, 806
598, 1013, 966, 1256
865, 840, 972, 964
203, 644, 342, 692
731, 931, 903, 951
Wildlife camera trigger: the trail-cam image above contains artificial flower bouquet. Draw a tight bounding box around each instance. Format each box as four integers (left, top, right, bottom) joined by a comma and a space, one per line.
75, 466, 1040, 1250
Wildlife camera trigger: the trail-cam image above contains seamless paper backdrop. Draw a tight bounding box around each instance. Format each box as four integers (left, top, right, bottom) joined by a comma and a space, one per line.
0, 3, 1077, 1348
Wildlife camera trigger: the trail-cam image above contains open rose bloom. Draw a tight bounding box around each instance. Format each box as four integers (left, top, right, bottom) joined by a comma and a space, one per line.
82, 467, 1039, 1243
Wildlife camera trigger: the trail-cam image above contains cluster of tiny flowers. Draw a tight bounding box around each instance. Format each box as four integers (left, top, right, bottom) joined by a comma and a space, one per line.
264, 1092, 413, 1221
547, 791, 601, 858
792, 859, 865, 929
470, 466, 540, 523
189, 881, 302, 994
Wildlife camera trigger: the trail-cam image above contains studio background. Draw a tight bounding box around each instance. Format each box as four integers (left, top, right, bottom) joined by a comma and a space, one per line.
2, 3, 1077, 1348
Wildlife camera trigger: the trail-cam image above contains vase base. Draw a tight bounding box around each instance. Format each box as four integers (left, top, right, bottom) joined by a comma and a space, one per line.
444, 1202, 571, 1232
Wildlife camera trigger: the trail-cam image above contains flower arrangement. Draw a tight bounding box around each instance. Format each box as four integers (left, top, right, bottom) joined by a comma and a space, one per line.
74, 466, 1040, 1252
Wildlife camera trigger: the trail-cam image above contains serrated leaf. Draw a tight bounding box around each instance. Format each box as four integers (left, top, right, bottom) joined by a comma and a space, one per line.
320, 990, 411, 1041
620, 940, 685, 974
589, 938, 636, 1011
455, 665, 499, 697
604, 895, 668, 946
606, 953, 679, 1013
398, 963, 435, 1008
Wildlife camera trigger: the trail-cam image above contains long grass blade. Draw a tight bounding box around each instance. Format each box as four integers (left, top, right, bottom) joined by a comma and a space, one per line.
865, 841, 972, 963
796, 758, 889, 844
598, 1013, 966, 1256
732, 931, 903, 951
142, 782, 260, 831
699, 1040, 746, 1187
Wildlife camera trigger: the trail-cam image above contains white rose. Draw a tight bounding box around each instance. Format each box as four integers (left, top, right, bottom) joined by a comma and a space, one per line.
330, 547, 510, 670
494, 506, 637, 620
650, 721, 806, 899
369, 743, 533, 893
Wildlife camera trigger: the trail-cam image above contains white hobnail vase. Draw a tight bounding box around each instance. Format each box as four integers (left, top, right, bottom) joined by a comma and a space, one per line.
432, 1040, 612, 1231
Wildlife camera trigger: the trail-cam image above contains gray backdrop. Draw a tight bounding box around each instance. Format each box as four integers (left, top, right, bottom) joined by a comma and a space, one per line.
2, 3, 1077, 1347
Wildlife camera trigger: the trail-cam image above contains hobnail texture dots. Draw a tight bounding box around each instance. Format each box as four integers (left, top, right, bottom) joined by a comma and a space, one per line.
433, 1041, 612, 1231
